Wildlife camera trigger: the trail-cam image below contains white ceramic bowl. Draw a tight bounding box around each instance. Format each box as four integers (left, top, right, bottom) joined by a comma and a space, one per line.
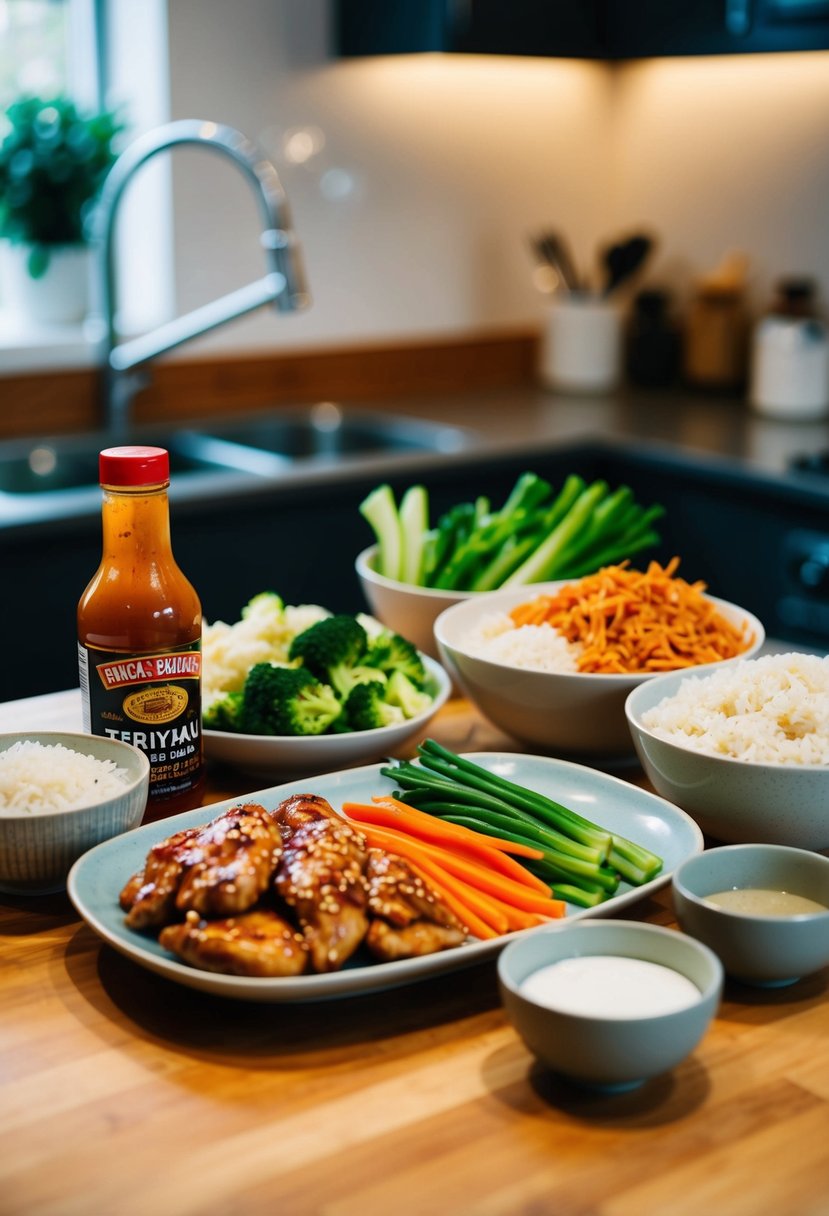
673, 845, 829, 987
498, 920, 723, 1091
203, 654, 451, 779
355, 545, 474, 660
0, 731, 150, 895
433, 583, 764, 759
625, 661, 829, 849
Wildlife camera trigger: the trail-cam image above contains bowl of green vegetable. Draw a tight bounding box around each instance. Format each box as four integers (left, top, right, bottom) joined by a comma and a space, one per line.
201, 593, 452, 779
356, 545, 473, 660
356, 473, 665, 660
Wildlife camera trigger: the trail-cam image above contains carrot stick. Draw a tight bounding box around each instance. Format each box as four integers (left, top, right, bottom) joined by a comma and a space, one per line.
494, 903, 554, 930
407, 856, 511, 935
355, 823, 566, 919
409, 858, 560, 933
343, 799, 549, 892
415, 860, 510, 933
370, 795, 545, 861
408, 864, 500, 940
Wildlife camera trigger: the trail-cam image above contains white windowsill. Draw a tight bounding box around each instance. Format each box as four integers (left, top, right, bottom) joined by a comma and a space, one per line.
0, 313, 97, 372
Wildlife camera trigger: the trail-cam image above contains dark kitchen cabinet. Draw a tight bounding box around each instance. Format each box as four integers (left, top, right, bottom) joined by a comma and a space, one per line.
335, 0, 829, 60
5, 438, 829, 699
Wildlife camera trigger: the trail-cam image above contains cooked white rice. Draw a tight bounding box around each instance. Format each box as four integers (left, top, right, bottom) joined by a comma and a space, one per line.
460, 612, 579, 673
0, 740, 130, 814
641, 653, 829, 765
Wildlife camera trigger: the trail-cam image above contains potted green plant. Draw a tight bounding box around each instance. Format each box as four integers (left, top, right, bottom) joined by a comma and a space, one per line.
0, 95, 124, 324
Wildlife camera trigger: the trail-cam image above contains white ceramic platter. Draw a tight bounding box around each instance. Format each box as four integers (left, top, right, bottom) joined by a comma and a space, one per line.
67, 752, 704, 1003
202, 655, 451, 778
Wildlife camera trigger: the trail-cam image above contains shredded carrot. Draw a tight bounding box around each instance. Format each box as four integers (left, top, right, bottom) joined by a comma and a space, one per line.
509, 558, 754, 674
342, 798, 549, 892
352, 822, 566, 920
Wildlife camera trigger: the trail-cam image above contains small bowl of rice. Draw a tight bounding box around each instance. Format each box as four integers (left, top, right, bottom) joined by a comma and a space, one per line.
433, 565, 764, 759
625, 653, 829, 850
0, 732, 150, 895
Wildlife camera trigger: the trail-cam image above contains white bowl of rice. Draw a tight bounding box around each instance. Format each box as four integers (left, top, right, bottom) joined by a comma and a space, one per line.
625, 653, 829, 849
433, 571, 764, 759
0, 732, 150, 895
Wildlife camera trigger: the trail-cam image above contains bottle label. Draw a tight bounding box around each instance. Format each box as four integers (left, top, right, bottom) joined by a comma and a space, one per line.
78, 640, 203, 803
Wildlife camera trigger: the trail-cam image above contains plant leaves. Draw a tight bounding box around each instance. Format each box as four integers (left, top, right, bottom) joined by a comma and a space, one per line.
26, 244, 49, 279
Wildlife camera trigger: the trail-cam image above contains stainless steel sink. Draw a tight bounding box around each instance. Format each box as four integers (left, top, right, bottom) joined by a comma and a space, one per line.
0, 406, 475, 520
0, 431, 239, 496
195, 402, 471, 468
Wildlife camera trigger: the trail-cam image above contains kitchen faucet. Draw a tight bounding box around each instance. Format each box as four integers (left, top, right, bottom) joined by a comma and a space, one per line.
91, 119, 309, 439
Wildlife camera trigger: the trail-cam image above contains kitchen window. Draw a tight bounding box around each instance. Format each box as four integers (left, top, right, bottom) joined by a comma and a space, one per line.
0, 0, 101, 111
0, 0, 171, 369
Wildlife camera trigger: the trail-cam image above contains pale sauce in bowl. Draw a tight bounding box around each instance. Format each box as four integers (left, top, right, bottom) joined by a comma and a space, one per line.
705, 888, 827, 916
520, 955, 700, 1019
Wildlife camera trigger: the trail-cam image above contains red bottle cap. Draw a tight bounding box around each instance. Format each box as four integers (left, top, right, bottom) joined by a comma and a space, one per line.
99, 446, 170, 486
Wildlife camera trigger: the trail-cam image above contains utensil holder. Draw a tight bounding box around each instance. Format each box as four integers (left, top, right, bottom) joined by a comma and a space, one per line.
540, 296, 622, 395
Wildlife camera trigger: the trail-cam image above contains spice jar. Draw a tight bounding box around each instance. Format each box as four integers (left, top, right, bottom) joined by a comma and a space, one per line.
77, 446, 205, 819
683, 253, 750, 392
749, 277, 829, 421
625, 288, 681, 388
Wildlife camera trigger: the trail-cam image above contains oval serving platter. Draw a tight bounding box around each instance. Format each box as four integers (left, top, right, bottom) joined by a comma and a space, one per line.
67, 752, 704, 1003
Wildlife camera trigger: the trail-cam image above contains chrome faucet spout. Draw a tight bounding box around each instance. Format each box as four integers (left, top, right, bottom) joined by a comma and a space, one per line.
92, 119, 309, 438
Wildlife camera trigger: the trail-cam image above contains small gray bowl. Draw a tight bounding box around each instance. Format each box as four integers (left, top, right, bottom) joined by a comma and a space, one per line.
672, 844, 829, 987
498, 920, 723, 1092
0, 732, 150, 895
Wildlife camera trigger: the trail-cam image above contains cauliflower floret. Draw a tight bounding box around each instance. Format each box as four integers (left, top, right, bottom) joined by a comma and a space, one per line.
283, 603, 331, 638
202, 596, 331, 703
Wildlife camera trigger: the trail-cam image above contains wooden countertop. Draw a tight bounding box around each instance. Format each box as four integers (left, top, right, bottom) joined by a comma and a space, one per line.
1, 692, 827, 1216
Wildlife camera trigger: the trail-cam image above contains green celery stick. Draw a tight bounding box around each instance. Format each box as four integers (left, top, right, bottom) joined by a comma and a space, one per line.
398, 485, 429, 586
503, 480, 609, 586
469, 474, 584, 591
359, 484, 403, 581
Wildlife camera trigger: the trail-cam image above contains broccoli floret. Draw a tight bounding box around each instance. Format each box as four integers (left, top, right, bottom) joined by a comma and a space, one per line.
240, 663, 340, 736
288, 614, 373, 698
365, 630, 427, 687
202, 690, 244, 732
343, 681, 405, 732
384, 670, 433, 720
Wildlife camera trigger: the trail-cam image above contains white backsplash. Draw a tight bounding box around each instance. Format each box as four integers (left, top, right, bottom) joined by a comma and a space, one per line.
16, 0, 828, 366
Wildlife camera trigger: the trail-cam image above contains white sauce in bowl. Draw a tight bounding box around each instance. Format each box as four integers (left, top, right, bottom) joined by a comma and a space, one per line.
520, 955, 700, 1019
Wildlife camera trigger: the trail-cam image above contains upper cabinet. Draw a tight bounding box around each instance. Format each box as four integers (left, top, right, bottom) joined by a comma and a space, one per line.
335, 0, 829, 60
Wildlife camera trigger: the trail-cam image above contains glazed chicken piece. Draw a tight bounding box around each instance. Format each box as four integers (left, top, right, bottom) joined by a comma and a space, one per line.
366, 919, 467, 961
120, 803, 282, 931
159, 909, 308, 978
119, 823, 203, 931
364, 849, 468, 962
174, 803, 283, 918
119, 868, 148, 911
275, 815, 370, 972
271, 792, 339, 841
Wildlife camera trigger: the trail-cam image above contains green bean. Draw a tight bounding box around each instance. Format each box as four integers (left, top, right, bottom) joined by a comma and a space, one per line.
414, 800, 606, 866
